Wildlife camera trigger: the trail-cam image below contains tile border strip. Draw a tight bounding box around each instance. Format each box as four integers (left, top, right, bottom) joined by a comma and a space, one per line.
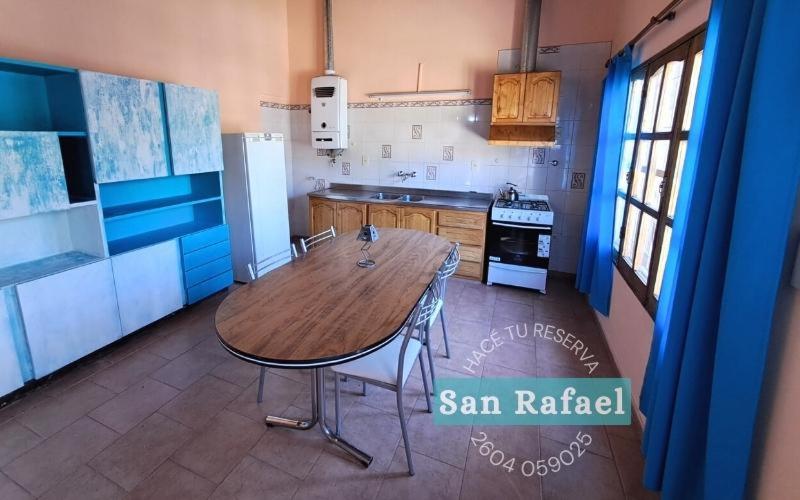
259, 98, 493, 110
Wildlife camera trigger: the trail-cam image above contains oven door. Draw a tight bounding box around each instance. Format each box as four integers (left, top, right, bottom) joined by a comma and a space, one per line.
487, 221, 551, 268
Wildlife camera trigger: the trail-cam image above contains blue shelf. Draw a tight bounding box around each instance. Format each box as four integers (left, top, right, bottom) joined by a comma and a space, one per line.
103, 194, 221, 221
56, 131, 87, 137
107, 220, 223, 256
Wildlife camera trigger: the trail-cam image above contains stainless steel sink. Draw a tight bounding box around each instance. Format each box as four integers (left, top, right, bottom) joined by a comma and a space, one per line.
370, 192, 395, 200
395, 194, 424, 202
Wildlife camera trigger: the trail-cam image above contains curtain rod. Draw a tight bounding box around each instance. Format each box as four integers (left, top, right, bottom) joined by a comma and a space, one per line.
605, 0, 686, 67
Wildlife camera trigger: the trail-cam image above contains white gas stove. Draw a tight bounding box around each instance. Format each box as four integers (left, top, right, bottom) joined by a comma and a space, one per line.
486, 194, 554, 293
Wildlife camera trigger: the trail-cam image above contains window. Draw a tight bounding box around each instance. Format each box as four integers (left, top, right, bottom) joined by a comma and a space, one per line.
613, 31, 705, 315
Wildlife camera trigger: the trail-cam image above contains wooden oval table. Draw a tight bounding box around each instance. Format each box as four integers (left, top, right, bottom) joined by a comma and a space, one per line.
215, 228, 453, 466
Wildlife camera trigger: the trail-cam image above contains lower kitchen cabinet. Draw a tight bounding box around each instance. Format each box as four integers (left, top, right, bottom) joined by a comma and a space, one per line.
0, 288, 25, 396
17, 259, 122, 378
368, 205, 401, 228
309, 198, 337, 235
437, 209, 487, 280
112, 240, 184, 335
400, 207, 436, 233
336, 202, 367, 234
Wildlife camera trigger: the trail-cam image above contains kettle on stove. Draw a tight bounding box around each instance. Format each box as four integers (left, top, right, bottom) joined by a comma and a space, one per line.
503, 182, 520, 201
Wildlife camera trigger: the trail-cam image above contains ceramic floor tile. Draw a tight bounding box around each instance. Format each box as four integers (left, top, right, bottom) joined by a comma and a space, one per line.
89, 377, 180, 434
89, 413, 193, 492
211, 358, 261, 388
145, 325, 210, 360
493, 299, 535, 323
0, 421, 43, 468
493, 284, 538, 305
608, 433, 659, 500
293, 448, 389, 500
150, 346, 229, 390
334, 402, 403, 468
210, 455, 301, 500
91, 351, 168, 393
16, 381, 114, 438
248, 406, 326, 480
128, 460, 216, 500
172, 409, 265, 484
39, 465, 126, 500
484, 341, 537, 376
377, 448, 464, 500
0, 472, 31, 500
434, 340, 487, 377
159, 375, 243, 430
226, 371, 306, 423
404, 406, 472, 469
540, 437, 624, 500
0, 388, 55, 425
443, 318, 492, 347
1, 417, 118, 497
451, 302, 494, 324
539, 425, 612, 459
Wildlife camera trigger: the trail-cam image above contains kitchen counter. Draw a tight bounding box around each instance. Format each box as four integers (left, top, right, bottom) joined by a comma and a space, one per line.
308, 184, 493, 212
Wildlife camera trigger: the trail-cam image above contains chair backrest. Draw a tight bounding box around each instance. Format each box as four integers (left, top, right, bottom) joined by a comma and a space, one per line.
247, 243, 301, 282
395, 282, 437, 388
300, 226, 336, 253
435, 243, 460, 297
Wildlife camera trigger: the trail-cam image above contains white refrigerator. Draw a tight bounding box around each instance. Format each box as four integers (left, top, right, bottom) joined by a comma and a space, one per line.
222, 133, 292, 282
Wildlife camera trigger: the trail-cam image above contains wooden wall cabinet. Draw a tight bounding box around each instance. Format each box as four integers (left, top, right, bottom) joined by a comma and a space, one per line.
336, 202, 367, 234
490, 71, 561, 126
368, 205, 401, 229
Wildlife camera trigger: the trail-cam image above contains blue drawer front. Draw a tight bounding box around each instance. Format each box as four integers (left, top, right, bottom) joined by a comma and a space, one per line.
184, 255, 232, 288
182, 240, 231, 271
180, 224, 229, 254
186, 270, 233, 305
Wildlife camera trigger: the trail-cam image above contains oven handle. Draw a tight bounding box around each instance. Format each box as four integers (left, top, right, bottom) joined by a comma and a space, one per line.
492, 222, 552, 230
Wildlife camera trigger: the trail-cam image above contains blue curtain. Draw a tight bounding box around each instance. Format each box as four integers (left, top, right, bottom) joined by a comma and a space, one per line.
639, 0, 800, 498
576, 47, 632, 315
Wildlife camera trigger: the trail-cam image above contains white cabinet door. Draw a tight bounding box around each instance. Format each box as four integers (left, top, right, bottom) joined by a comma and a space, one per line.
18, 260, 122, 378
0, 288, 25, 396
112, 240, 184, 335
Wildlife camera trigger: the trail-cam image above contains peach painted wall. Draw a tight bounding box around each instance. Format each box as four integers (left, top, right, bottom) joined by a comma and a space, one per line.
0, 0, 291, 132
285, 0, 621, 104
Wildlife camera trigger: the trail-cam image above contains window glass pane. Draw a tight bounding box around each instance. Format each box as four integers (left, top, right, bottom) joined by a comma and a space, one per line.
655, 61, 685, 132
640, 66, 664, 133
625, 78, 645, 135
622, 206, 641, 266
618, 140, 635, 194
682, 51, 704, 131
613, 196, 626, 251
654, 225, 673, 299
668, 140, 688, 218
631, 140, 651, 201
644, 140, 670, 209
634, 213, 657, 283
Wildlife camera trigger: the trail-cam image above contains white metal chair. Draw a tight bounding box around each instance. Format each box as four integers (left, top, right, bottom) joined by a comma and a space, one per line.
300, 226, 336, 253
331, 279, 439, 476
420, 243, 459, 393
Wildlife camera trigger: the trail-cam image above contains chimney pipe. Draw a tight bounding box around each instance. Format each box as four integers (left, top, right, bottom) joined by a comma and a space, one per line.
323, 0, 335, 75
520, 0, 541, 72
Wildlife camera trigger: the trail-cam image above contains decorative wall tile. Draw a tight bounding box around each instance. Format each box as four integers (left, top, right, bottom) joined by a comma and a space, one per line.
0, 132, 69, 220
571, 172, 586, 190
411, 125, 422, 140
442, 146, 454, 161
381, 144, 392, 158
163, 83, 223, 175
341, 162, 351, 176
316, 149, 327, 156
531, 148, 546, 165
80, 71, 168, 183
539, 46, 561, 54
426, 165, 437, 181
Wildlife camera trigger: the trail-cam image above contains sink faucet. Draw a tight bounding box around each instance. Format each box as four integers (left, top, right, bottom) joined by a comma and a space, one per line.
397, 170, 417, 182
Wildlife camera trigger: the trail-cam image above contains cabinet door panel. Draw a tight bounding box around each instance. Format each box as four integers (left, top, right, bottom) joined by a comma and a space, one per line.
164, 84, 224, 175
0, 132, 68, 220
309, 199, 336, 235
522, 72, 561, 124
0, 288, 25, 396
18, 259, 122, 378
80, 71, 168, 183
491, 74, 525, 124
368, 205, 400, 228
336, 202, 366, 235
112, 240, 184, 335
401, 207, 436, 233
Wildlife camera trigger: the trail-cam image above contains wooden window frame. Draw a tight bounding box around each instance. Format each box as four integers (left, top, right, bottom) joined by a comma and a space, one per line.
615, 29, 706, 316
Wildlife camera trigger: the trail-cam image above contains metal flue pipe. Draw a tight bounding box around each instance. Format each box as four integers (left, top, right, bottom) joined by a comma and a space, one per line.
323, 0, 335, 75
519, 0, 542, 72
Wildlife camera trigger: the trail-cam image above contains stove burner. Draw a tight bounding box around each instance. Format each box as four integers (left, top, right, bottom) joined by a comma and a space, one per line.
495, 199, 550, 211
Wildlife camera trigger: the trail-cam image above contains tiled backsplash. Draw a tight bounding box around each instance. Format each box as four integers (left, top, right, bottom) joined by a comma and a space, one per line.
261, 42, 610, 274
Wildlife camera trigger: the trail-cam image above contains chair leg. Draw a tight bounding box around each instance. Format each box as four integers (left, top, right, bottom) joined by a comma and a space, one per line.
362, 381, 367, 396
440, 307, 451, 359
397, 387, 414, 476
257, 367, 266, 403
418, 352, 432, 412
334, 374, 342, 435
425, 323, 437, 396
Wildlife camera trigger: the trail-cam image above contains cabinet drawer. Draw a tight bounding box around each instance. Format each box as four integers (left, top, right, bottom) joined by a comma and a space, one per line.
182, 240, 231, 271
438, 226, 484, 246
458, 244, 483, 263
185, 255, 232, 288
186, 270, 233, 305
181, 224, 229, 254
455, 261, 482, 279
437, 210, 486, 230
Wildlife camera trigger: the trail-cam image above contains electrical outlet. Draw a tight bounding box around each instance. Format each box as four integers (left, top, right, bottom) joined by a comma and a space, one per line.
362, 154, 369, 166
